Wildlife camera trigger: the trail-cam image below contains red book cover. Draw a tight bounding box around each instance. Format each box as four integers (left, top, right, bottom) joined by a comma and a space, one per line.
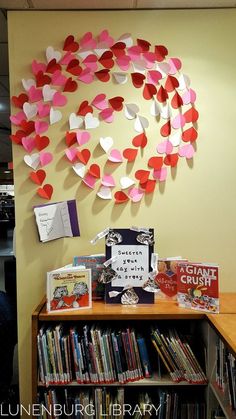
155, 258, 187, 301
177, 262, 219, 313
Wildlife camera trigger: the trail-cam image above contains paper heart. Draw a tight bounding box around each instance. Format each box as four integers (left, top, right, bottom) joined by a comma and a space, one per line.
63, 77, 78, 92
172, 114, 186, 129
153, 167, 167, 182
28, 86, 43, 103
140, 179, 156, 194
109, 96, 124, 111
78, 68, 94, 84
50, 108, 62, 125
171, 92, 183, 109
150, 100, 161, 117
165, 75, 179, 92
80, 31, 96, 49
51, 70, 67, 87
99, 29, 114, 47
37, 102, 50, 118
76, 130, 90, 146
63, 35, 79, 52
36, 71, 51, 87
134, 116, 149, 133
128, 45, 142, 61
179, 144, 195, 159
10, 131, 25, 145
132, 133, 147, 148
120, 177, 135, 189
93, 43, 109, 57
88, 164, 100, 178
116, 55, 131, 71
147, 70, 162, 85
72, 162, 86, 178
160, 121, 171, 137
168, 58, 182, 74
10, 111, 26, 125
128, 187, 144, 203
99, 51, 114, 69
46, 59, 61, 74
91, 94, 108, 110
114, 191, 129, 204
156, 86, 168, 103
155, 45, 168, 61
35, 135, 50, 151
66, 131, 77, 147
77, 149, 91, 165
123, 148, 138, 162
52, 92, 67, 107
95, 69, 110, 82
22, 78, 36, 91
60, 51, 76, 65
131, 73, 146, 88
100, 137, 113, 153
135, 169, 150, 183
24, 153, 40, 170
143, 83, 157, 100
177, 74, 191, 90
85, 113, 100, 129
132, 59, 147, 74
97, 186, 112, 200
155, 273, 177, 297
111, 42, 126, 57
157, 140, 173, 155
184, 107, 199, 123
112, 72, 128, 84
101, 174, 115, 187
46, 46, 62, 63
148, 156, 163, 170
20, 120, 35, 135
31, 60, 46, 75
42, 84, 56, 102
137, 38, 150, 51
78, 48, 94, 60
108, 149, 123, 163
65, 147, 78, 162
69, 113, 84, 130
77, 101, 93, 116
29, 169, 46, 185
82, 54, 98, 71
124, 103, 139, 120
12, 93, 28, 109
157, 62, 171, 76
169, 132, 181, 147
83, 173, 96, 189
182, 127, 198, 142
22, 136, 36, 153
66, 59, 82, 76
37, 184, 53, 200
23, 102, 38, 120
99, 108, 114, 123
161, 104, 172, 119
143, 52, 156, 68
164, 153, 179, 167
182, 89, 197, 105
118, 33, 133, 47
40, 151, 53, 167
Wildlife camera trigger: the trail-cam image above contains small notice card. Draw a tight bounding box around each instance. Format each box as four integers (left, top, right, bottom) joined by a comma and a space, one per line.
34, 199, 80, 242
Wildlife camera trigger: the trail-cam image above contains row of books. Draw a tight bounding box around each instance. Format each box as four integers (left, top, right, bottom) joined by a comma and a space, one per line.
37, 324, 205, 386
216, 338, 236, 410
37, 388, 206, 419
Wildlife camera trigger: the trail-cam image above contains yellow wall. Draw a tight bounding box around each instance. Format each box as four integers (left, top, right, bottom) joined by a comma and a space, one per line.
8, 9, 236, 409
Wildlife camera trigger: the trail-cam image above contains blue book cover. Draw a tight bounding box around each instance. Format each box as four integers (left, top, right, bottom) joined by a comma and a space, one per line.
137, 336, 152, 378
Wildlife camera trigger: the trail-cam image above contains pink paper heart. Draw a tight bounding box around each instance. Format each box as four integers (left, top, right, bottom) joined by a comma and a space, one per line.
147, 70, 162, 85
83, 54, 98, 71
91, 94, 108, 110
51, 70, 68, 86
37, 102, 50, 118
28, 86, 43, 103
60, 51, 76, 65
22, 136, 36, 153
153, 167, 167, 182
101, 174, 115, 187
157, 140, 173, 155
52, 91, 67, 107
76, 130, 91, 146
128, 46, 142, 61
168, 57, 182, 74
99, 30, 114, 47
99, 108, 114, 123
80, 32, 97, 49
10, 111, 26, 125
39, 151, 53, 167
109, 149, 123, 163
178, 144, 195, 159
129, 187, 144, 203
65, 147, 78, 162
143, 52, 156, 69
78, 68, 94, 84
172, 114, 186, 129
35, 120, 49, 135
182, 89, 197, 105
31, 60, 46, 75
83, 173, 96, 189
116, 55, 131, 71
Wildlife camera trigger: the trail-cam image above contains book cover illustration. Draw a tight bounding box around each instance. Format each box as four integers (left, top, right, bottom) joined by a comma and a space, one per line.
177, 262, 219, 313
47, 267, 91, 312
73, 254, 105, 300
155, 258, 187, 301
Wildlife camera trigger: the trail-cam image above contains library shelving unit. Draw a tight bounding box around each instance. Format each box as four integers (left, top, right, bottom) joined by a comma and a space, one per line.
32, 293, 236, 419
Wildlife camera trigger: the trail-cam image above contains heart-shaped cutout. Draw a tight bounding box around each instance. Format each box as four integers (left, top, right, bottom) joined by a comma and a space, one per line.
22, 137, 36, 153
40, 151, 53, 167
164, 153, 179, 167
131, 73, 146, 88
65, 147, 78, 162
135, 169, 150, 183
157, 140, 173, 155
66, 131, 77, 147
37, 184, 53, 200
123, 148, 138, 162
35, 135, 50, 151
77, 101, 93, 116
109, 96, 124, 111
114, 191, 129, 204
12, 93, 28, 109
83, 173, 96, 189
182, 127, 198, 142
143, 83, 157, 100
120, 177, 135, 189
85, 113, 100, 129
132, 133, 147, 148
155, 273, 177, 297
100, 136, 113, 153
72, 162, 86, 178
95, 69, 110, 82
153, 167, 167, 182
88, 164, 100, 178
63, 35, 79, 52
76, 130, 90, 146
101, 174, 115, 187
24, 153, 40, 170
108, 149, 123, 163
97, 186, 112, 200
148, 156, 163, 169
128, 187, 144, 203
63, 77, 78, 92
77, 149, 91, 165
29, 169, 46, 185
91, 94, 108, 110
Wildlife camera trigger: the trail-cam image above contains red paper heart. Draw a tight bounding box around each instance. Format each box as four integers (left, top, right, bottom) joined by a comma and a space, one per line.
111, 42, 126, 58
137, 38, 151, 52
12, 93, 28, 109
63, 77, 78, 92
132, 133, 148, 148
88, 163, 100, 178
140, 179, 156, 193
165, 75, 179, 92
114, 191, 129, 204
157, 86, 168, 103
95, 69, 110, 82
164, 153, 179, 167
135, 169, 150, 183
77, 149, 91, 165
99, 51, 114, 69
182, 127, 198, 142
66, 131, 77, 147
171, 92, 183, 109
20, 120, 35, 135
66, 59, 82, 76
37, 184, 53, 200
63, 35, 79, 52
155, 45, 168, 62
77, 101, 93, 116
155, 273, 177, 297
109, 96, 124, 111
46, 59, 61, 74
35, 135, 50, 151
29, 169, 46, 185
123, 148, 138, 162
131, 73, 146, 88
36, 71, 52, 87
184, 107, 199, 123
160, 121, 171, 137
143, 83, 157, 100
148, 156, 163, 170
10, 133, 24, 145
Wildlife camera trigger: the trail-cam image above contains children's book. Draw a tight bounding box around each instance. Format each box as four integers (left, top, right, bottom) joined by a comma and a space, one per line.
73, 254, 105, 300
47, 266, 91, 312
177, 262, 219, 313
155, 257, 187, 301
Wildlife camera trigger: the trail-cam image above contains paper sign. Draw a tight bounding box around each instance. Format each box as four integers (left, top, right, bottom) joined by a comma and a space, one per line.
111, 245, 149, 287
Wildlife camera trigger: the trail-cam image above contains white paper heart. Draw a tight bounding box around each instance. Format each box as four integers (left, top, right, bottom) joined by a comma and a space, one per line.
72, 163, 86, 178
85, 112, 100, 129
100, 136, 113, 153
118, 33, 133, 48
69, 113, 84, 130
24, 153, 40, 170
157, 62, 170, 77
177, 74, 191, 91
43, 84, 57, 102
94, 44, 108, 57
46, 46, 62, 63
97, 186, 112, 200
134, 115, 149, 133
112, 72, 128, 85
77, 49, 93, 59
124, 103, 140, 120
23, 102, 38, 120
132, 61, 146, 74
150, 100, 161, 117
50, 108, 62, 125
161, 104, 172, 119
120, 177, 135, 189
169, 131, 182, 147
22, 78, 36, 91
